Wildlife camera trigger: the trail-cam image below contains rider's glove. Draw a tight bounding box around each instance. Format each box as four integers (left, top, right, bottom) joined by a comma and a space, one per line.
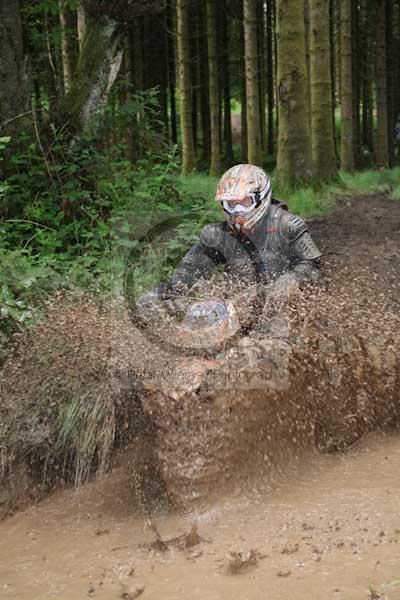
266, 273, 300, 299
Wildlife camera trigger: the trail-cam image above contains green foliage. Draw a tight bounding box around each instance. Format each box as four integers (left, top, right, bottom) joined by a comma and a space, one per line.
0, 90, 184, 343
340, 166, 400, 195
113, 168, 221, 299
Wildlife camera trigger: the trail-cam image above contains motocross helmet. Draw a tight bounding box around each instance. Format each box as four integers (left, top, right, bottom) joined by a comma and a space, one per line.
215, 164, 272, 233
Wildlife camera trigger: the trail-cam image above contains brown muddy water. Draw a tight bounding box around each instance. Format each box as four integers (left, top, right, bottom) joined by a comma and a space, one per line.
1, 432, 400, 600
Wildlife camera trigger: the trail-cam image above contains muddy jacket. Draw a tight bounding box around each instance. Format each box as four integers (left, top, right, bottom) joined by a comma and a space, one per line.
160, 200, 322, 299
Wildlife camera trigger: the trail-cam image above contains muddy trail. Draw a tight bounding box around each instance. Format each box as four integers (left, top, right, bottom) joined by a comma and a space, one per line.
1, 193, 400, 598
1, 433, 400, 600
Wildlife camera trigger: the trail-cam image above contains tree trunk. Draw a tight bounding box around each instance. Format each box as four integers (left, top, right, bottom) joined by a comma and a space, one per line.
221, 0, 233, 165
206, 0, 222, 176
386, 0, 395, 165
77, 3, 86, 52
335, 0, 341, 106
393, 2, 400, 122
58, 1, 77, 95
60, 17, 123, 133
351, 0, 361, 166
273, 0, 279, 132
276, 0, 312, 186
310, 0, 338, 181
239, 0, 248, 162
257, 1, 266, 153
124, 32, 138, 164
0, 0, 29, 138
304, 0, 312, 131
199, 2, 211, 163
190, 9, 199, 153
329, 0, 338, 158
33, 77, 43, 128
159, 15, 170, 134
340, 0, 355, 171
361, 0, 374, 153
132, 18, 144, 93
142, 14, 168, 134
266, 0, 275, 156
376, 0, 389, 169
176, 0, 196, 173
244, 0, 263, 166
167, 0, 178, 145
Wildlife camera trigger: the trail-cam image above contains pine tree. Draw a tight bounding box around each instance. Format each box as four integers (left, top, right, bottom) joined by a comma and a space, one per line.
386, 0, 395, 163
221, 0, 233, 164
77, 3, 86, 52
276, 0, 312, 185
340, 0, 355, 170
58, 0, 77, 94
167, 0, 178, 145
310, 0, 338, 181
0, 0, 29, 139
360, 0, 374, 153
238, 0, 248, 162
266, 0, 274, 155
257, 1, 266, 152
198, 1, 211, 163
244, 0, 263, 166
176, 0, 196, 173
206, 0, 222, 175
375, 0, 389, 168
352, 0, 361, 166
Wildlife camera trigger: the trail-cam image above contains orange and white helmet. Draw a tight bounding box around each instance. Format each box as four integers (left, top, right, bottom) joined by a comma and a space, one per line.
215, 164, 272, 233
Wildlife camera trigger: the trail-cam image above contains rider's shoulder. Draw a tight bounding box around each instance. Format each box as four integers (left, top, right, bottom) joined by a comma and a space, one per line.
271, 197, 289, 211
200, 221, 227, 246
276, 202, 308, 240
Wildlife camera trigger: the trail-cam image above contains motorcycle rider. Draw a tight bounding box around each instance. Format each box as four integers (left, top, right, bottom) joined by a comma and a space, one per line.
137, 164, 321, 338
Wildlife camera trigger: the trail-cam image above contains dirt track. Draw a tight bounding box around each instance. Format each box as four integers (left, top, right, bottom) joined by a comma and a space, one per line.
1, 193, 400, 599
1, 434, 400, 600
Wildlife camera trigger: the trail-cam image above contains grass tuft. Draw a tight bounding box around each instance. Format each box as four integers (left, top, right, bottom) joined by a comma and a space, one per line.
57, 391, 115, 487
340, 166, 400, 194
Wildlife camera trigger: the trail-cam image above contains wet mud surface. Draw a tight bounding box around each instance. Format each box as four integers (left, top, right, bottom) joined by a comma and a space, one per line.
1, 433, 400, 599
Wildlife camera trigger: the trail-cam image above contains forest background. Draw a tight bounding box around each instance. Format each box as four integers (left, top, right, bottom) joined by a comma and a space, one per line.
1, 0, 400, 359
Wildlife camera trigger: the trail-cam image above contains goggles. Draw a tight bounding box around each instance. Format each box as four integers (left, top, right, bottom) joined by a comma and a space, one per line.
222, 195, 257, 215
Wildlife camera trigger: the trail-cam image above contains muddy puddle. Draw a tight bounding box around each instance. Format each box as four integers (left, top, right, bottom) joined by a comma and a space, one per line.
1, 432, 400, 600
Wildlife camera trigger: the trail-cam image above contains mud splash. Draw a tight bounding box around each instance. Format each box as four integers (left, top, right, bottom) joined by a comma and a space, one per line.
1, 433, 400, 600
1, 193, 400, 513
137, 193, 400, 506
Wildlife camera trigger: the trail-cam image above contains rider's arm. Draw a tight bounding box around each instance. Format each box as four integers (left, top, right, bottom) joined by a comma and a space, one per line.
136, 225, 225, 319
288, 228, 321, 285
159, 223, 226, 299
270, 215, 321, 293
161, 241, 222, 298
255, 217, 321, 339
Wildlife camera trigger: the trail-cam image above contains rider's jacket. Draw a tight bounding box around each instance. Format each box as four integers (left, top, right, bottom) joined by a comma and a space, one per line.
160, 199, 322, 297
